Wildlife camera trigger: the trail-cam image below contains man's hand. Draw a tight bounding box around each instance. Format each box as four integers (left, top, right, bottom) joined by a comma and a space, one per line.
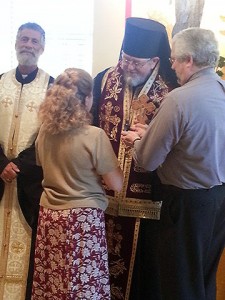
132, 122, 148, 138
121, 130, 141, 147
0, 162, 20, 183
121, 122, 148, 147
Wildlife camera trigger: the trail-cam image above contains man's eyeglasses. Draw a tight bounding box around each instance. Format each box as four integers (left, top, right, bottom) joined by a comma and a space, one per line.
169, 57, 176, 64
122, 56, 151, 69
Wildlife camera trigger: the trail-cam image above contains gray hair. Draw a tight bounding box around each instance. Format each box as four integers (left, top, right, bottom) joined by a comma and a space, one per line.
16, 22, 45, 47
172, 27, 219, 68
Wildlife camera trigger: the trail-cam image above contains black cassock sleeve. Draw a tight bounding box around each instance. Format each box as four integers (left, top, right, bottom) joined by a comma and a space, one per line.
91, 68, 109, 126
12, 142, 43, 229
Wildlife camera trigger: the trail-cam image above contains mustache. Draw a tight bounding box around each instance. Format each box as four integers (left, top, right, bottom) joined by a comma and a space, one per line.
20, 50, 35, 57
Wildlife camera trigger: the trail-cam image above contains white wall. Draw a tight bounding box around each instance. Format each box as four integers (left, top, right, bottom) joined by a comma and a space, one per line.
92, 0, 225, 77
92, 0, 126, 77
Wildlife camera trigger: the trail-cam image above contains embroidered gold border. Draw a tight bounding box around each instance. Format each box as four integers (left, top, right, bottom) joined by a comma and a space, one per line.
125, 218, 140, 300
105, 196, 162, 220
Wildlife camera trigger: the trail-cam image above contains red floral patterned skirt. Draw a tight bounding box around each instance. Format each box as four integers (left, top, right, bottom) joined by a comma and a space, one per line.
31, 206, 111, 300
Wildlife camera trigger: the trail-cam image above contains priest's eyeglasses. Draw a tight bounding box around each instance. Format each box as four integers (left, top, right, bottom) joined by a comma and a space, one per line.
122, 53, 151, 69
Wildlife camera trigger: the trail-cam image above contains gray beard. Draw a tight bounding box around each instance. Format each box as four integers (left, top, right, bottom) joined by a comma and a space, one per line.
124, 73, 147, 87
16, 52, 38, 66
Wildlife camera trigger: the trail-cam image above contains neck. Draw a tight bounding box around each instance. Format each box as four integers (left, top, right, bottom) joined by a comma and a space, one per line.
184, 66, 210, 85
18, 64, 38, 75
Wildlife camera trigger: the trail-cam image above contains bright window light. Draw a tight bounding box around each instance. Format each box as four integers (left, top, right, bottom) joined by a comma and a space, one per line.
0, 0, 93, 78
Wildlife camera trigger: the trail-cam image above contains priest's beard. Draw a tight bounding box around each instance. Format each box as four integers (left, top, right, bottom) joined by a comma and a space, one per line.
16, 51, 39, 66
124, 72, 148, 87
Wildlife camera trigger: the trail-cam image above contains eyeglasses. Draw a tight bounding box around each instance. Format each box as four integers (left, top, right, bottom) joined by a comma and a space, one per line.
122, 55, 151, 69
169, 57, 176, 65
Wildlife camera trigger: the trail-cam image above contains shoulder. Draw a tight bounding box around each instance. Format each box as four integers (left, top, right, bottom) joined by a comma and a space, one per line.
94, 67, 110, 81
94, 66, 117, 86
0, 69, 16, 79
86, 126, 111, 144
86, 125, 106, 136
158, 86, 185, 113
38, 69, 54, 80
93, 67, 111, 91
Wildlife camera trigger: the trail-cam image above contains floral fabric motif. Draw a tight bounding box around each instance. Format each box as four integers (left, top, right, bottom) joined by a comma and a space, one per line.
32, 207, 110, 300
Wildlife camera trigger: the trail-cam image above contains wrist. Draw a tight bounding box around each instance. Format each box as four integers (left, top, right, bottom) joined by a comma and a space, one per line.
132, 137, 141, 145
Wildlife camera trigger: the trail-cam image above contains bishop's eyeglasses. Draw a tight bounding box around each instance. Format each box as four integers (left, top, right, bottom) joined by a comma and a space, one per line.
122, 52, 151, 69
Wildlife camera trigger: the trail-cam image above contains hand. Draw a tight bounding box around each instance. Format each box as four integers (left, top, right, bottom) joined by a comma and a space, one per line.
0, 162, 20, 183
131, 122, 148, 138
121, 130, 141, 147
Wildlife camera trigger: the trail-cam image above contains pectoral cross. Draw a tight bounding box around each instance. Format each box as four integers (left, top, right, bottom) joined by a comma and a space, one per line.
131, 94, 156, 124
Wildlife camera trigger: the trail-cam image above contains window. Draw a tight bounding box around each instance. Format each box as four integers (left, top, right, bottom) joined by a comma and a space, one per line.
0, 0, 93, 77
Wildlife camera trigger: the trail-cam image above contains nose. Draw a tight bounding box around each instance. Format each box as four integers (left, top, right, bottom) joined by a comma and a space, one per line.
171, 64, 175, 70
24, 39, 33, 48
126, 61, 136, 70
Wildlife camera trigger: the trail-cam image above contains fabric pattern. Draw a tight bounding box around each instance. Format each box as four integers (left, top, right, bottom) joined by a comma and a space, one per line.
32, 206, 111, 300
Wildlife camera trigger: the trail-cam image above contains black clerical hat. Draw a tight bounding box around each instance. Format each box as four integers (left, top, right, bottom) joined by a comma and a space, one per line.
122, 17, 170, 59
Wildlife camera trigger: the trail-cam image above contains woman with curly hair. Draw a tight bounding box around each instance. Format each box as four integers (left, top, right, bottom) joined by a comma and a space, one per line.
31, 68, 123, 300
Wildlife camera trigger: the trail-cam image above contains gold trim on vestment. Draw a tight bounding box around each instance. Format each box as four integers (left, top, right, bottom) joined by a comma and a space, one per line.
125, 218, 140, 300
0, 182, 31, 300
105, 196, 162, 220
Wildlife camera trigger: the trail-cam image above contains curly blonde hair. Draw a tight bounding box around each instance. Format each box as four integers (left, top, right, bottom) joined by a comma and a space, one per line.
38, 68, 93, 134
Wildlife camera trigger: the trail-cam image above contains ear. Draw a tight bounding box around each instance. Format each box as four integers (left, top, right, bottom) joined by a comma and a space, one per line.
152, 57, 159, 63
39, 46, 45, 55
85, 93, 93, 111
184, 55, 193, 68
150, 57, 160, 68
85, 94, 91, 104
84, 95, 88, 106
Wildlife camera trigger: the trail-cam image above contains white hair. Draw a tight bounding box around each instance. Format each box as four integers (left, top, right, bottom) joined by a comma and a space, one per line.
172, 27, 219, 68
